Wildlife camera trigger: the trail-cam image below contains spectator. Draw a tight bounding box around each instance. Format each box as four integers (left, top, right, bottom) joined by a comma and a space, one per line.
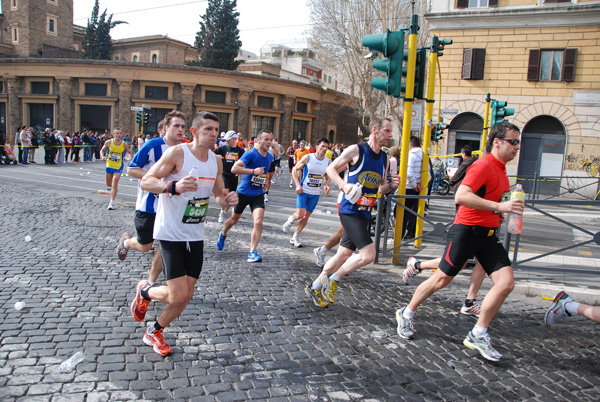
402, 136, 423, 239
431, 157, 445, 192
30, 128, 39, 163
20, 126, 31, 164
72, 132, 81, 162
64, 132, 72, 163
55, 130, 65, 164
81, 130, 92, 161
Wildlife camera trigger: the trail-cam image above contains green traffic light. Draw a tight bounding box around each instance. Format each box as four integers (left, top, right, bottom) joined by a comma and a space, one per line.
363, 30, 405, 98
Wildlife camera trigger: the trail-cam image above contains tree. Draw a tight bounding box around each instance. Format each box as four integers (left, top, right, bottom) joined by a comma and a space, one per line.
82, 0, 126, 60
189, 0, 242, 70
307, 0, 430, 135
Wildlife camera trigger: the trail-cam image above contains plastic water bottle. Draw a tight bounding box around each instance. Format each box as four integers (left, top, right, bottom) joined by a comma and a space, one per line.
57, 351, 84, 373
181, 166, 199, 199
507, 184, 525, 234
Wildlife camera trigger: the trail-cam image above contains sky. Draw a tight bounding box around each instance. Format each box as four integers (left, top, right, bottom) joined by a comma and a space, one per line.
73, 0, 312, 55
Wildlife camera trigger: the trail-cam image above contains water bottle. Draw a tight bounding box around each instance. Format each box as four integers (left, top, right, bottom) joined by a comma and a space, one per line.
181, 166, 199, 199
345, 182, 363, 204
57, 351, 84, 373
507, 184, 525, 234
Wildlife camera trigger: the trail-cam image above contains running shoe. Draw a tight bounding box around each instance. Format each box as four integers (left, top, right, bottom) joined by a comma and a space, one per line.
305, 284, 328, 308
217, 231, 226, 250
313, 247, 326, 268
116, 232, 132, 261
321, 276, 339, 304
130, 280, 151, 322
218, 210, 227, 224
544, 290, 573, 326
290, 236, 302, 248
402, 257, 422, 285
143, 327, 172, 356
289, 181, 293, 187
107, 202, 115, 210
460, 301, 482, 317
463, 331, 503, 362
247, 250, 262, 263
282, 218, 293, 233
395, 306, 414, 340
264, 193, 269, 202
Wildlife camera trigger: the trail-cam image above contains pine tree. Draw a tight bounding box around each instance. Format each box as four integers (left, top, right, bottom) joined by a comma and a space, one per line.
82, 0, 126, 60
189, 0, 242, 70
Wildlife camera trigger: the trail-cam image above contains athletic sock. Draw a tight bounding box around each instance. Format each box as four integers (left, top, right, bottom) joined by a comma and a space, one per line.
147, 281, 155, 286
464, 298, 476, 308
414, 260, 422, 272
330, 273, 341, 282
403, 306, 415, 320
318, 245, 328, 254
312, 279, 323, 290
123, 239, 130, 250
472, 325, 487, 337
565, 301, 580, 316
152, 321, 164, 333
140, 285, 152, 301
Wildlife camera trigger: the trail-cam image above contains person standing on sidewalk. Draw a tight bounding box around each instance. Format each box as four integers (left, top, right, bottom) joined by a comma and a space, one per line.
131, 111, 238, 356
216, 130, 274, 263
100, 128, 133, 210
402, 136, 424, 239
395, 121, 524, 362
214, 130, 245, 223
305, 116, 400, 308
282, 137, 331, 248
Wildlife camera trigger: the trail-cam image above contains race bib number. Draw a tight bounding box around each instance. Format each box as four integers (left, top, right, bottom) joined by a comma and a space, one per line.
307, 174, 323, 188
225, 153, 239, 161
356, 195, 377, 212
182, 197, 209, 224
250, 174, 267, 188
109, 152, 121, 162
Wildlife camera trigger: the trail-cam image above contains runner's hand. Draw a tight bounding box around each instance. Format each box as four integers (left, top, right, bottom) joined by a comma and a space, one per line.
223, 189, 238, 206
178, 175, 198, 193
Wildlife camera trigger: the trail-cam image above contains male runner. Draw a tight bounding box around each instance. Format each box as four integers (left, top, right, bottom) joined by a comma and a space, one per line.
282, 137, 331, 247
214, 130, 245, 223
286, 140, 298, 187
216, 130, 274, 262
101, 128, 133, 210
395, 121, 524, 362
116, 115, 180, 290
305, 116, 400, 307
263, 138, 280, 202
131, 111, 238, 356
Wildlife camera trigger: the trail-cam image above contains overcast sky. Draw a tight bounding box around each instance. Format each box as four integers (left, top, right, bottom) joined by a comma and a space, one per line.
73, 0, 312, 55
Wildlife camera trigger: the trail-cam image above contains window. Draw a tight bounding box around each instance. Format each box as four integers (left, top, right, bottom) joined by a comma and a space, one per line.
293, 120, 308, 142
462, 49, 486, 80
47, 15, 57, 35
12, 27, 18, 44
252, 116, 275, 137
132, 55, 138, 62
456, 0, 497, 8
544, 0, 571, 3
527, 49, 577, 82
206, 90, 227, 104
32, 81, 50, 94
84, 83, 107, 97
11, 0, 17, 10
151, 54, 157, 63
114, 57, 119, 61
211, 112, 230, 133
145, 86, 168, 100
0, 81, 4, 93
297, 101, 308, 113
47, 0, 57, 5
257, 96, 274, 109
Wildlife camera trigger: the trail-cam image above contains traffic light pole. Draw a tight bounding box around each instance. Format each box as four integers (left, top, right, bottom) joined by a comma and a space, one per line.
392, 14, 419, 264
481, 93, 491, 152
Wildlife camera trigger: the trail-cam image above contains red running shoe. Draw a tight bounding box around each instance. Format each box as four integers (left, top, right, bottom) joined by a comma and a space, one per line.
143, 328, 172, 356
130, 280, 151, 322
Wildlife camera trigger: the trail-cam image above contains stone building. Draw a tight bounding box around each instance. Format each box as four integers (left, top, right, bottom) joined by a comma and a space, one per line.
427, 0, 600, 198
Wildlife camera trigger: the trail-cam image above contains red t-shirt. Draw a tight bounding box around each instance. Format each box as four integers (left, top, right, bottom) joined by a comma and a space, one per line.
454, 153, 509, 228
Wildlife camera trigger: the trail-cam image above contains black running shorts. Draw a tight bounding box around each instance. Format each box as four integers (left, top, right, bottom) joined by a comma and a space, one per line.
134, 211, 156, 245
159, 240, 204, 280
339, 213, 372, 251
438, 224, 511, 277
222, 173, 238, 192
234, 192, 265, 215
268, 160, 277, 173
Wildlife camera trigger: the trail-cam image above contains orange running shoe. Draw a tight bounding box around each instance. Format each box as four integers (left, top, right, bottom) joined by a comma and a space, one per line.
143, 328, 172, 356
130, 280, 151, 322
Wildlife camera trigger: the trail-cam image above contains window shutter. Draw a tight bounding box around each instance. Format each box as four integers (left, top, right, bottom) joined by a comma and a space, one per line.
527, 49, 541, 82
462, 49, 473, 79
561, 48, 577, 82
462, 49, 486, 80
456, 0, 468, 9
489, 0, 499, 7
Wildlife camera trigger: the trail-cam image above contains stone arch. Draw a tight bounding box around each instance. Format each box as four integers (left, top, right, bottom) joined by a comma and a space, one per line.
513, 102, 580, 139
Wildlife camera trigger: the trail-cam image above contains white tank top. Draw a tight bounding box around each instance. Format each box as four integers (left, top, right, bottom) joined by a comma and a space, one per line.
154, 144, 217, 242
301, 153, 330, 195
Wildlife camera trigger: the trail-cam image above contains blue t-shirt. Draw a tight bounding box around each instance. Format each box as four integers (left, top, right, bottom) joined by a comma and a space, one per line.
237, 148, 273, 197
128, 137, 170, 213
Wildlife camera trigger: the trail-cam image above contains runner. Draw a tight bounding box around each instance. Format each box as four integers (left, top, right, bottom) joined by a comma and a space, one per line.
100, 128, 133, 210
131, 111, 238, 356
282, 138, 331, 247
286, 140, 298, 187
263, 138, 280, 202
305, 116, 400, 308
216, 130, 274, 263
395, 121, 524, 362
214, 130, 245, 223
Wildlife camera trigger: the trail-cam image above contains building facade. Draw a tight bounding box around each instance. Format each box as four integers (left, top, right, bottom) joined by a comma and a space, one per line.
427, 0, 600, 197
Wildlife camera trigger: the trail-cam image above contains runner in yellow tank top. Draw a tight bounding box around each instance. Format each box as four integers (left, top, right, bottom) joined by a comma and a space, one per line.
101, 128, 133, 210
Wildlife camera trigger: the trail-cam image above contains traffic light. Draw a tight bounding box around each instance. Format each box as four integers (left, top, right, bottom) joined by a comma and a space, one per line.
362, 30, 405, 98
490, 100, 515, 126
431, 123, 448, 142
431, 36, 452, 57
135, 111, 142, 124
143, 112, 150, 124
401, 48, 427, 99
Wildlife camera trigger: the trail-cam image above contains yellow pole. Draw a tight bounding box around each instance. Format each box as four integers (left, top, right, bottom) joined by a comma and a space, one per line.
481, 93, 491, 152
392, 15, 419, 264
414, 46, 438, 248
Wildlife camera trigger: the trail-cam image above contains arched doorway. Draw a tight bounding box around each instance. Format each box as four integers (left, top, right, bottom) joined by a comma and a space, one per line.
517, 115, 566, 195
447, 112, 483, 155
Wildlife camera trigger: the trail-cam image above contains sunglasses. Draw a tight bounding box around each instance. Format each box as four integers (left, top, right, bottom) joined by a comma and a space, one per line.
499, 138, 520, 146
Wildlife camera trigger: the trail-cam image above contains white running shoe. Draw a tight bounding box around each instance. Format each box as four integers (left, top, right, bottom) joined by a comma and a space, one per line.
313, 247, 326, 268
218, 210, 227, 224
460, 302, 482, 317
463, 331, 503, 362
264, 193, 269, 202
402, 257, 421, 285
282, 218, 293, 233
290, 236, 302, 248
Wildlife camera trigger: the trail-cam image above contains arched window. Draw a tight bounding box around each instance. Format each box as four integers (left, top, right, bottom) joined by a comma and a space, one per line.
152, 54, 158, 63
133, 55, 138, 62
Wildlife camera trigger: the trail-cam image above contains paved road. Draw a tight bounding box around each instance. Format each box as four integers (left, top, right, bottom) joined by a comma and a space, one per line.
1, 161, 599, 401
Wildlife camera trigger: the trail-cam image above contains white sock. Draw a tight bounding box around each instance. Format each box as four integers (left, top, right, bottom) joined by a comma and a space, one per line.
318, 245, 328, 254
123, 239, 130, 250
287, 216, 294, 224
312, 279, 323, 289
292, 233, 299, 240
565, 301, 580, 316
472, 325, 487, 337
403, 306, 415, 319
330, 273, 341, 282
148, 281, 155, 286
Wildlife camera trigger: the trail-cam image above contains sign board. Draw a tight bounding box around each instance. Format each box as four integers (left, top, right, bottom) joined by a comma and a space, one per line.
142, 104, 151, 110
573, 91, 600, 106
411, 104, 423, 131
131, 106, 143, 111
441, 109, 459, 115
46, 118, 51, 125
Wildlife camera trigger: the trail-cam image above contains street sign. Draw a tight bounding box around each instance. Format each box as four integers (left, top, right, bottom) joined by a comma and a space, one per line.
142, 104, 151, 110
131, 106, 143, 111
441, 108, 458, 115
411, 104, 422, 131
